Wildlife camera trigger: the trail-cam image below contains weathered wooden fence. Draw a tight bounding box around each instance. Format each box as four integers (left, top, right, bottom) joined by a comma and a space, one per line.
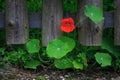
6, 0, 29, 44
77, 0, 103, 46
0, 0, 118, 46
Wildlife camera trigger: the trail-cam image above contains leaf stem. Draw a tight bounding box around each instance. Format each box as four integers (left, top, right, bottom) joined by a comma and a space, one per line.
75, 17, 87, 27
37, 52, 50, 64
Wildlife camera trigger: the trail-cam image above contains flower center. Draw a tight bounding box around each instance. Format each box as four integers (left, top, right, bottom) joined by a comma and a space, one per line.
66, 22, 70, 27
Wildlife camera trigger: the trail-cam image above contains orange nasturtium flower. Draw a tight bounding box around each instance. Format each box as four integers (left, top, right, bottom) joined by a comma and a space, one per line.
60, 18, 75, 33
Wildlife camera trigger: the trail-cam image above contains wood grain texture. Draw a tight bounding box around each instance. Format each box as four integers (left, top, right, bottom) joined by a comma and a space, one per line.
114, 0, 120, 45
42, 0, 63, 46
77, 0, 103, 46
5, 0, 29, 44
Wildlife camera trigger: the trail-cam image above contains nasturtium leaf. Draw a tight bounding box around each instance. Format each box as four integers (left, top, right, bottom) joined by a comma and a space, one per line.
95, 53, 112, 67
58, 36, 76, 52
72, 60, 83, 69
46, 39, 69, 59
77, 53, 88, 67
26, 39, 40, 54
54, 58, 73, 69
46, 36, 75, 59
24, 60, 41, 69
7, 51, 19, 62
0, 47, 6, 55
102, 37, 120, 58
21, 54, 30, 62
85, 5, 104, 24
18, 49, 26, 56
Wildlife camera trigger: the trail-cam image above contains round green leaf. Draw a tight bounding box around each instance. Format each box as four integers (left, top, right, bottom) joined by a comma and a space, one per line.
58, 36, 76, 52
26, 39, 40, 54
46, 39, 69, 59
95, 53, 112, 67
46, 36, 75, 59
85, 5, 104, 24
55, 58, 73, 69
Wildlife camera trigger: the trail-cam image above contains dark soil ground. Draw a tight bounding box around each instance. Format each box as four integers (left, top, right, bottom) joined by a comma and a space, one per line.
0, 64, 120, 80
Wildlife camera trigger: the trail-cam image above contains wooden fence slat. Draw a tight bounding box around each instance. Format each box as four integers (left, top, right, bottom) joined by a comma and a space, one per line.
5, 0, 29, 44
42, 0, 63, 46
114, 0, 120, 45
77, 0, 103, 46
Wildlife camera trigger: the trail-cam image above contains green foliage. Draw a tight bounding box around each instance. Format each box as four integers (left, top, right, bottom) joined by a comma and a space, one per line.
102, 37, 120, 58
0, 47, 6, 70
4, 51, 20, 63
77, 53, 88, 68
103, 0, 114, 12
85, 5, 104, 24
58, 36, 76, 52
27, 0, 42, 12
73, 60, 83, 69
0, 39, 42, 69
95, 53, 112, 67
0, 47, 5, 55
114, 59, 120, 71
55, 57, 73, 69
64, 0, 77, 13
0, 0, 115, 13
0, 0, 5, 13
54, 52, 87, 70
24, 59, 41, 69
26, 39, 40, 54
18, 49, 26, 57
39, 76, 46, 80
46, 36, 75, 59
0, 29, 120, 70
29, 28, 41, 39
46, 39, 68, 59
71, 53, 87, 70
0, 29, 6, 47
3, 50, 26, 66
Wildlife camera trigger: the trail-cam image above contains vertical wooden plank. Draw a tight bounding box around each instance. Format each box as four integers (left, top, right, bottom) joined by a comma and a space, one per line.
42, 0, 63, 46
77, 0, 103, 46
5, 0, 29, 44
114, 0, 120, 45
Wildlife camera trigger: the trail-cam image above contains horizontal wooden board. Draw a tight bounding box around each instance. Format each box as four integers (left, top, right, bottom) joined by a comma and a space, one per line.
28, 13, 42, 28
104, 12, 114, 28
0, 13, 5, 28
0, 12, 113, 28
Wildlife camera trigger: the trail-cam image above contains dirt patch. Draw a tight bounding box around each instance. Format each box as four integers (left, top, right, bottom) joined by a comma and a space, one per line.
0, 65, 120, 80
